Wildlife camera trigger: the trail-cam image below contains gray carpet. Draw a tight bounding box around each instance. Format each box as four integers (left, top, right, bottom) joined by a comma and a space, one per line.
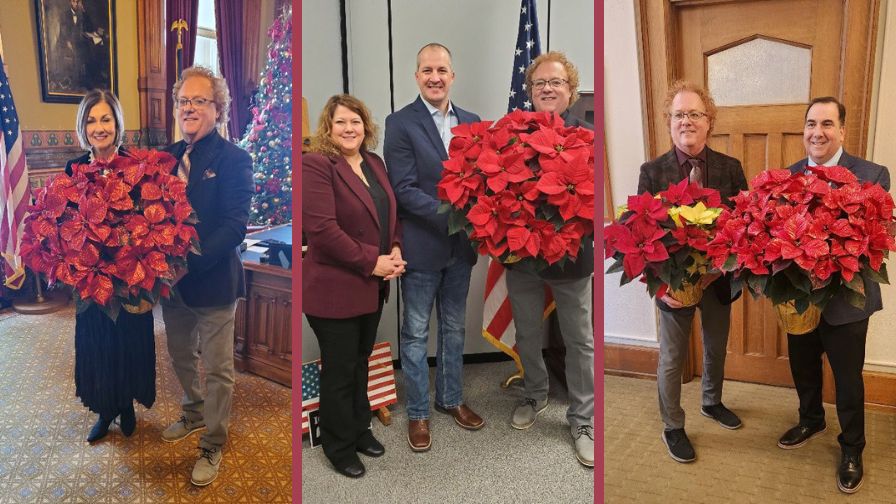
300, 361, 594, 504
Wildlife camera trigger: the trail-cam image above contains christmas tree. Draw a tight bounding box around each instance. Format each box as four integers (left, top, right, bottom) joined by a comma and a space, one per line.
240, 7, 292, 226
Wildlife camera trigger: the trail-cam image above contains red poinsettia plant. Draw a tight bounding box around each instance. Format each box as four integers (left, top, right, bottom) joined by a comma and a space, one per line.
705, 166, 896, 313
20, 149, 200, 320
437, 110, 594, 268
604, 180, 724, 299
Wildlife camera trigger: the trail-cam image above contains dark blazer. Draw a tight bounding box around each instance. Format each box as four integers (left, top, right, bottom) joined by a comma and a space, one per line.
64, 146, 129, 175
788, 151, 890, 325
165, 130, 254, 308
638, 146, 748, 309
302, 151, 401, 319
527, 111, 594, 280
384, 96, 479, 271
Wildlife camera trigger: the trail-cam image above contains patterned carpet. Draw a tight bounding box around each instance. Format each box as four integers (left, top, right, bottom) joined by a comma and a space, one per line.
0, 305, 292, 503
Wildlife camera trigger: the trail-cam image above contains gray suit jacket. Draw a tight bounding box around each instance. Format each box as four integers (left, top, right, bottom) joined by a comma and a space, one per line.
787, 151, 890, 325
638, 147, 748, 310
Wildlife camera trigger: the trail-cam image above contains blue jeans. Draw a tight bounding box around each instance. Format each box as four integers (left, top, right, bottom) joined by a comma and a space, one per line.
399, 259, 473, 420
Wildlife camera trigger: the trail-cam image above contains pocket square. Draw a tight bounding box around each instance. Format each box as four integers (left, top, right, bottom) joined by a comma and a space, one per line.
202, 169, 217, 180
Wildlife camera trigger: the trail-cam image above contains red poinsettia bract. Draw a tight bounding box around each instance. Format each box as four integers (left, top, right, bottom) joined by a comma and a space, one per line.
437, 111, 593, 268
20, 149, 200, 318
705, 166, 896, 310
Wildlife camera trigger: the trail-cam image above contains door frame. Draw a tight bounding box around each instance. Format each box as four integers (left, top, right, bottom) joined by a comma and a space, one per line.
634, 0, 881, 384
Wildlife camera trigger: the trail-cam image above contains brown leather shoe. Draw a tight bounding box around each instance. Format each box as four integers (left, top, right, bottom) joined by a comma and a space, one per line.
435, 403, 485, 430
407, 420, 431, 452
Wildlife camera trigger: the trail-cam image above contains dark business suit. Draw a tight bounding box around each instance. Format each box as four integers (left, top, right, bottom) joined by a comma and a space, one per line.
384, 95, 480, 420
160, 129, 254, 451
505, 111, 595, 429
785, 151, 889, 455
303, 149, 401, 469
639, 146, 748, 430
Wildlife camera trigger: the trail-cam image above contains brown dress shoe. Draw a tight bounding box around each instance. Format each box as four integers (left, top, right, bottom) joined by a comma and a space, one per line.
434, 403, 485, 430
407, 420, 431, 452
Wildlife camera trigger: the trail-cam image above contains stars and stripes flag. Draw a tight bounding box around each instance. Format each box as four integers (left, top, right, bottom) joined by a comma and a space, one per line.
300, 361, 321, 434
301, 342, 398, 434
482, 0, 553, 376
0, 53, 29, 290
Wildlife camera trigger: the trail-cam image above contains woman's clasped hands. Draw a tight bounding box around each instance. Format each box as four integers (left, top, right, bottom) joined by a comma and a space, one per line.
372, 245, 406, 280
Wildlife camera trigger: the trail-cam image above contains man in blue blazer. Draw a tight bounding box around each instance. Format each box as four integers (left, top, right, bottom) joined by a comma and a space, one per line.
779, 97, 889, 494
384, 43, 483, 452
160, 66, 254, 487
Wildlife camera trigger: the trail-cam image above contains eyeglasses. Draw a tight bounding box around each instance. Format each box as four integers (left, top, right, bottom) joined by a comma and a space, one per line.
531, 78, 569, 91
176, 97, 214, 109
671, 111, 708, 122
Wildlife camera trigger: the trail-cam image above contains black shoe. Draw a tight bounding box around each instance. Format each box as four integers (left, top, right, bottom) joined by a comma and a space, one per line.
837, 452, 863, 494
662, 428, 696, 463
700, 403, 742, 430
356, 431, 385, 457
87, 415, 114, 443
335, 458, 366, 478
777, 422, 826, 449
119, 403, 136, 437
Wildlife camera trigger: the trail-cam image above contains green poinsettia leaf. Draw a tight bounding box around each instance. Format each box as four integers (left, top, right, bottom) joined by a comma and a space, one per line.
865, 264, 889, 285
843, 287, 866, 310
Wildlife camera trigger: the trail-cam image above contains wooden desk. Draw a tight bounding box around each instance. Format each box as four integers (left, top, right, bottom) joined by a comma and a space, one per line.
233, 225, 293, 387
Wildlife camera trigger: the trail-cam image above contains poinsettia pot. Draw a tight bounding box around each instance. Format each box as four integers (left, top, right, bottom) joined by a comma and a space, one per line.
668, 279, 703, 307
774, 301, 821, 335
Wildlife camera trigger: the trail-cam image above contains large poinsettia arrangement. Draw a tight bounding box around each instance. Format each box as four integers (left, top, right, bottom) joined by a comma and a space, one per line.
437, 110, 594, 268
705, 166, 896, 312
20, 149, 199, 320
604, 179, 724, 299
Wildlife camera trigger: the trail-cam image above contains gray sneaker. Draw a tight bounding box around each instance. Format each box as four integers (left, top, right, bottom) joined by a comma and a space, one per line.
573, 425, 594, 468
191, 447, 222, 486
161, 415, 206, 443
511, 398, 548, 430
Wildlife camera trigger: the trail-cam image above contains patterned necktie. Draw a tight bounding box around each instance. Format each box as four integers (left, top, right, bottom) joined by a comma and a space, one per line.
178, 143, 193, 182
687, 158, 703, 188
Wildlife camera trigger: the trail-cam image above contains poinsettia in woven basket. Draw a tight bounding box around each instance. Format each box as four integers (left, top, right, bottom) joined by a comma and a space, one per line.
604, 179, 724, 305
437, 110, 594, 269
20, 149, 200, 320
705, 166, 896, 331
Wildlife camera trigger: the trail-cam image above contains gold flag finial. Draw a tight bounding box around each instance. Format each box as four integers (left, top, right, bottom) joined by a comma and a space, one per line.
170, 19, 189, 49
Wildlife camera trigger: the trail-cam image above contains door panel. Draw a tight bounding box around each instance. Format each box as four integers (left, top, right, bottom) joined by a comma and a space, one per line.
638, 0, 879, 386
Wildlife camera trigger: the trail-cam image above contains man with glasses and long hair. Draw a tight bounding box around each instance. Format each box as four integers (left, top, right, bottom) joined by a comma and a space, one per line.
505, 51, 595, 468
160, 65, 254, 486
638, 81, 748, 464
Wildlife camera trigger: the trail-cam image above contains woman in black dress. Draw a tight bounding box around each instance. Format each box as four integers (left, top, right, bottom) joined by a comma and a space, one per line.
66, 90, 156, 442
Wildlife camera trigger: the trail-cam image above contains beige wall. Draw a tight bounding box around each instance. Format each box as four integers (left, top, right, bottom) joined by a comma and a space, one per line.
0, 1, 140, 130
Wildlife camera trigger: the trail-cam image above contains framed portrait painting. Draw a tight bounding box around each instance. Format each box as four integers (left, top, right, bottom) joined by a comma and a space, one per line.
34, 0, 118, 103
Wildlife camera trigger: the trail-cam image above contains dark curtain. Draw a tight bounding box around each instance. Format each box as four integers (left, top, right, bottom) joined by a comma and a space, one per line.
214, 0, 248, 141
165, 0, 200, 141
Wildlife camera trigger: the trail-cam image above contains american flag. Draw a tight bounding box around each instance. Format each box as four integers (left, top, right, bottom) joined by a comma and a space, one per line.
0, 53, 29, 290
300, 361, 321, 434
301, 342, 398, 434
507, 0, 541, 112
482, 0, 552, 375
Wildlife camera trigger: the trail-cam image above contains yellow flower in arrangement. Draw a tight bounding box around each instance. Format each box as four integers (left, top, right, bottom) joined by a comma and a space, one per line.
615, 204, 628, 220
676, 202, 721, 226
667, 206, 683, 227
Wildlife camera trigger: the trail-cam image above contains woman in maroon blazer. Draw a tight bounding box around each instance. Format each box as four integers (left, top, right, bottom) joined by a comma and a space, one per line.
303, 94, 404, 478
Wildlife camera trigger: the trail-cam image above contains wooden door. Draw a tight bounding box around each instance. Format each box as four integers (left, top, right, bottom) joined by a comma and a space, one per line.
638, 0, 880, 386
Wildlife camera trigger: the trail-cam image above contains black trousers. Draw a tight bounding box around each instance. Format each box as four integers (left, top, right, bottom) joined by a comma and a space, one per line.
787, 317, 868, 455
305, 293, 384, 468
